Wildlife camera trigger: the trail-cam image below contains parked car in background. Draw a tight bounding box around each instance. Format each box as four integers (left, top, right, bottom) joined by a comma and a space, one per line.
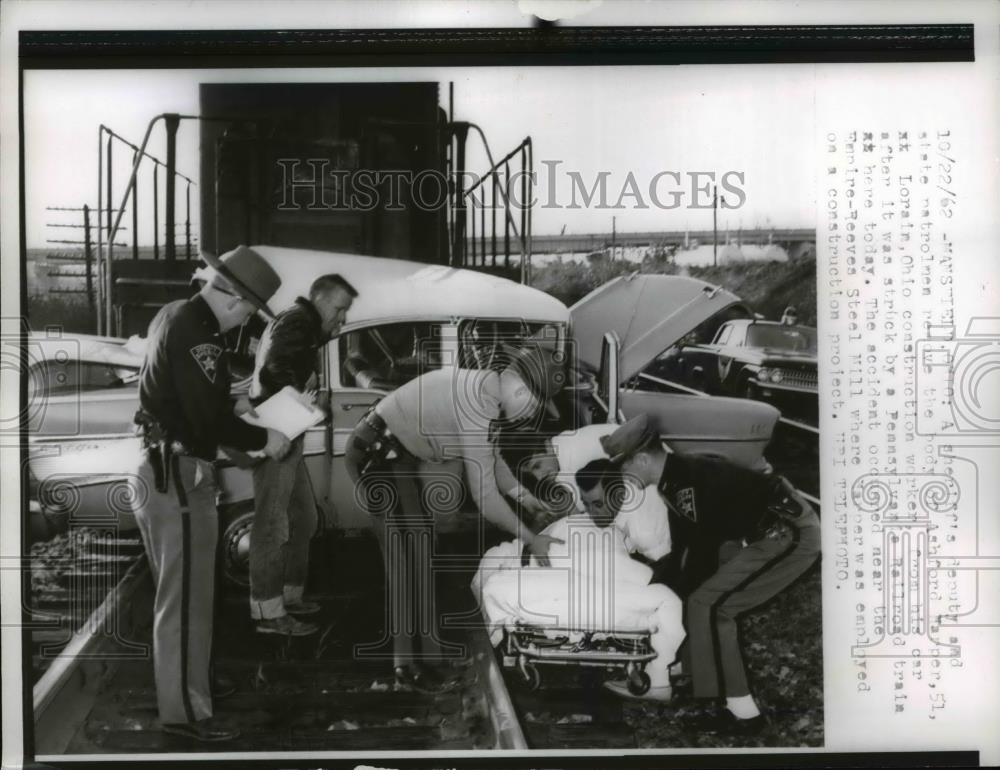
26, 250, 780, 586
648, 318, 818, 422
26, 333, 145, 535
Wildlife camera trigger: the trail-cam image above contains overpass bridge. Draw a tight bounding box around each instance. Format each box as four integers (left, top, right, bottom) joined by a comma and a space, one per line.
485, 228, 815, 255
527, 228, 815, 254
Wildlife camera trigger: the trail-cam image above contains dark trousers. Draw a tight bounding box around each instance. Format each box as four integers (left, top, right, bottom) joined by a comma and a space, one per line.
347, 433, 457, 666
686, 511, 821, 699
249, 437, 317, 619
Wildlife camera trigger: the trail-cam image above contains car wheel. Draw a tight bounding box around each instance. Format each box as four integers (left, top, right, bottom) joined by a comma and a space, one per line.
220, 506, 254, 588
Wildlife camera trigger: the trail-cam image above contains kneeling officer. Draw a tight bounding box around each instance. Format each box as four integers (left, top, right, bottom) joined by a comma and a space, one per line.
131, 246, 290, 742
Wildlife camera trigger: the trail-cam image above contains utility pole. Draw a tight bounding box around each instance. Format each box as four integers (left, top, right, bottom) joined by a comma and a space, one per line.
611, 215, 616, 261
712, 185, 718, 267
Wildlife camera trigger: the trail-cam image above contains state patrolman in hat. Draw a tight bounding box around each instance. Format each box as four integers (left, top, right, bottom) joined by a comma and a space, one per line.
600, 414, 820, 733
343, 341, 565, 693
129, 245, 290, 743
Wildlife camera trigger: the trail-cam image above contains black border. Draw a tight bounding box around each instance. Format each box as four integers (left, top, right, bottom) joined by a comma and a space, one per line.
20, 25, 974, 68
22, 750, 982, 769
17, 22, 979, 770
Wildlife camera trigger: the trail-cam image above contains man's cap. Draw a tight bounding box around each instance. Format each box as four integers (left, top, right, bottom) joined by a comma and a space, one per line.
600, 413, 659, 463
199, 245, 282, 319
505, 343, 565, 420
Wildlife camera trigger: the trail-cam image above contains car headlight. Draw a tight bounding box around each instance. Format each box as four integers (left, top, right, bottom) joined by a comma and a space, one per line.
757, 367, 769, 382
770, 369, 784, 384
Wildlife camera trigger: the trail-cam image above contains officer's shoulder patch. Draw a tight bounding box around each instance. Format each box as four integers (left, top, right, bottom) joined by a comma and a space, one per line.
190, 343, 223, 383
675, 486, 698, 523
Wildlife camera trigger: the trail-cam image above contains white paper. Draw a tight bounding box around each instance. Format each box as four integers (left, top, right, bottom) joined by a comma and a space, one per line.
239, 385, 324, 440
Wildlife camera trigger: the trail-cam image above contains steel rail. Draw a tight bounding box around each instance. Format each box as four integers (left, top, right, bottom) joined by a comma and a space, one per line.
32, 556, 151, 755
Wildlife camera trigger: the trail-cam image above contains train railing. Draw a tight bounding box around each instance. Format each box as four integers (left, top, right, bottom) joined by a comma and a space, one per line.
96, 117, 198, 335
457, 132, 533, 284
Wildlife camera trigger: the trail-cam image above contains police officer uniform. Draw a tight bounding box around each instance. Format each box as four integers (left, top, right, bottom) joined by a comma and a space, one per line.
130, 246, 280, 737
602, 415, 820, 705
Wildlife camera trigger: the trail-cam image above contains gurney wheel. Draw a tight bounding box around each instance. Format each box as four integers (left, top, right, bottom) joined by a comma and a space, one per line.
519, 658, 542, 691
627, 667, 651, 696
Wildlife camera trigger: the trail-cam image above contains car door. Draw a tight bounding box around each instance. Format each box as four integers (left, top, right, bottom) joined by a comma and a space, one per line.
713, 323, 739, 392
588, 331, 623, 425
325, 319, 455, 531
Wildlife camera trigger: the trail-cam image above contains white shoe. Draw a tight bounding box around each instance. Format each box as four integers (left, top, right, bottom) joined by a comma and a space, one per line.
602, 679, 673, 702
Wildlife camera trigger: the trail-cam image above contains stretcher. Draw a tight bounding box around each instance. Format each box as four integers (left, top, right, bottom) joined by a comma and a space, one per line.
500, 622, 657, 694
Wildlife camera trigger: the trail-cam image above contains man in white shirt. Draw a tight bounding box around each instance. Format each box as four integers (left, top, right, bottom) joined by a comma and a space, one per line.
521, 427, 674, 576
518, 423, 617, 519
575, 458, 672, 566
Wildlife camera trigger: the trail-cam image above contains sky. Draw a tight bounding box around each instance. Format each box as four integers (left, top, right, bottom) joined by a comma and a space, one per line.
23, 63, 818, 249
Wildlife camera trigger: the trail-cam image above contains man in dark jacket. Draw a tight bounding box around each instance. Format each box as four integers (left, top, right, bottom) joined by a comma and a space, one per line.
247, 273, 357, 635
599, 414, 819, 732
131, 245, 288, 742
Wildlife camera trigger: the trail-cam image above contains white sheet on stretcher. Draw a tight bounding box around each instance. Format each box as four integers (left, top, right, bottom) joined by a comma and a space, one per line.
473, 515, 677, 647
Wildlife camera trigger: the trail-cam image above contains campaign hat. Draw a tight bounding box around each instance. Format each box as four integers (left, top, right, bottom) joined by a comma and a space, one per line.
200, 245, 281, 318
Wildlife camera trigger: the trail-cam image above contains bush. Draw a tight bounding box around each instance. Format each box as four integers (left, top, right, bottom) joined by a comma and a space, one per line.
531, 254, 816, 326
25, 295, 98, 334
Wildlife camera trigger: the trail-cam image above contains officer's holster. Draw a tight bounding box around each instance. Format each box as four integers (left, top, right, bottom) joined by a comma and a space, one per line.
134, 410, 172, 494
344, 408, 410, 483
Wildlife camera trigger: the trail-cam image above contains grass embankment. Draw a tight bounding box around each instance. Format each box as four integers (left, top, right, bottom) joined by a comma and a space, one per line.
25, 295, 97, 334
531, 254, 817, 326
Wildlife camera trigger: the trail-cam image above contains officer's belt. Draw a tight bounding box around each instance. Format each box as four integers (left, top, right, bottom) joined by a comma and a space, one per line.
352, 408, 414, 477
134, 410, 200, 494
749, 498, 810, 542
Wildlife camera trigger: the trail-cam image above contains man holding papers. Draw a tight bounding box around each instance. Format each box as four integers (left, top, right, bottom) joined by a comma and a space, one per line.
247, 273, 358, 636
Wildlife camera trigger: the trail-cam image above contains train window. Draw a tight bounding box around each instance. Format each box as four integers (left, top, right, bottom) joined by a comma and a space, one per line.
339, 321, 444, 390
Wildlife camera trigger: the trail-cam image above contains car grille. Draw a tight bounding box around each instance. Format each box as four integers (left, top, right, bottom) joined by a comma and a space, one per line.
774, 367, 817, 390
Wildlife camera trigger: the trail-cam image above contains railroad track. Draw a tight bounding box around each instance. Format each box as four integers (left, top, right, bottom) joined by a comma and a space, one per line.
29, 528, 146, 683
32, 529, 664, 754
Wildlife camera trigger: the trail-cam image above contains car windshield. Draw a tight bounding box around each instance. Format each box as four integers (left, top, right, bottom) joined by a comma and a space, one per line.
746, 324, 817, 353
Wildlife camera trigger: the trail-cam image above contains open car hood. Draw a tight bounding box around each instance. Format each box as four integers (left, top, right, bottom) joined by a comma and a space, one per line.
570, 273, 746, 382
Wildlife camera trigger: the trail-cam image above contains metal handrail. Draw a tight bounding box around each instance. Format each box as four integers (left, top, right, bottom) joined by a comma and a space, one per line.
460, 127, 532, 281
98, 113, 211, 334
100, 124, 197, 185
